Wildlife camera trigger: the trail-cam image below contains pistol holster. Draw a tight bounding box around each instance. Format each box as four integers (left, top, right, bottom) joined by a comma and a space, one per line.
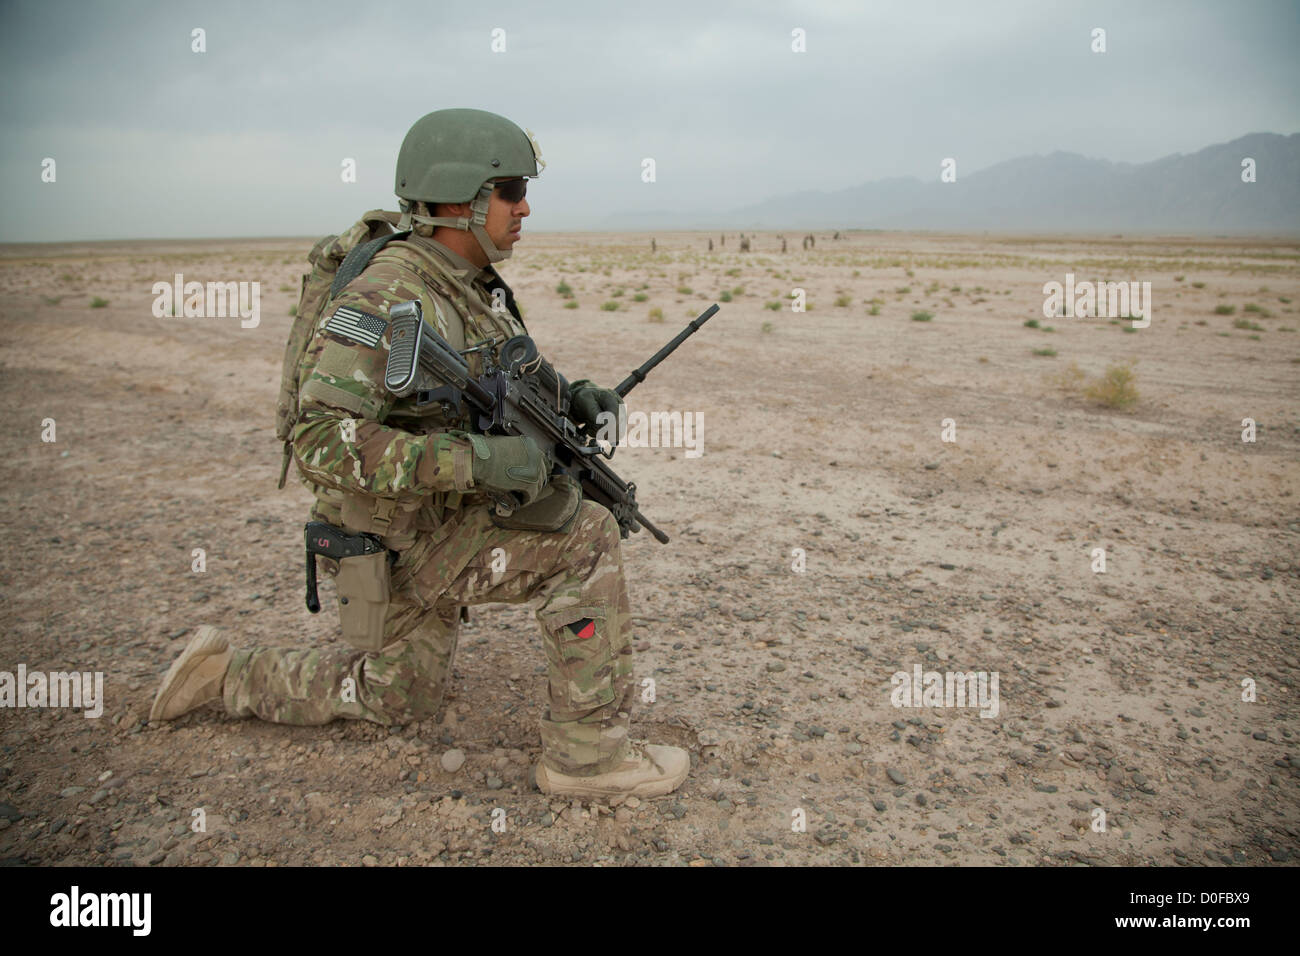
304, 521, 396, 652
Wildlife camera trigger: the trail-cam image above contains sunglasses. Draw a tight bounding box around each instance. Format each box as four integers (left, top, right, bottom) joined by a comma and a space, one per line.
492, 178, 528, 203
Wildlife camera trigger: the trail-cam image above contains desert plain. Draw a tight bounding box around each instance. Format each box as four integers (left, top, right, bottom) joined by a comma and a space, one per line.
0, 228, 1296, 866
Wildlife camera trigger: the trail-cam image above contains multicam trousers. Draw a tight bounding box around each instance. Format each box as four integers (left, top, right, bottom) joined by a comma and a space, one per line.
223, 500, 634, 775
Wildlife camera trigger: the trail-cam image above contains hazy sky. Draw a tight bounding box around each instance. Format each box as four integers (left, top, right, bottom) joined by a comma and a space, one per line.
2, 0, 1298, 241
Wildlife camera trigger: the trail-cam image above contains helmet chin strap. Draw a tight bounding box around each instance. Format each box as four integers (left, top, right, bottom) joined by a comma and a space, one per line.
398, 184, 511, 263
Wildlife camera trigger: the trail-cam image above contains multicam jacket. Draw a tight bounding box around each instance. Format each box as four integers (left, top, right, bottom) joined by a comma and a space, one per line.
291, 232, 527, 550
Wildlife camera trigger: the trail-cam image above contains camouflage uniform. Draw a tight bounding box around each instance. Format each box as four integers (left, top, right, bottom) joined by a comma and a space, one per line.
224, 232, 634, 776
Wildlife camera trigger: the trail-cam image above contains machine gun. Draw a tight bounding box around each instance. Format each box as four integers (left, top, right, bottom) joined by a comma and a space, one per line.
383, 301, 718, 544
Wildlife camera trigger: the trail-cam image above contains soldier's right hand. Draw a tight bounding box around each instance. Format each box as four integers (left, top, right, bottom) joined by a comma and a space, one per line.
467, 434, 551, 506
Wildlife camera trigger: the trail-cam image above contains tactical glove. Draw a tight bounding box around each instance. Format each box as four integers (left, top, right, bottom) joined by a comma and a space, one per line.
569, 379, 624, 439
466, 434, 551, 506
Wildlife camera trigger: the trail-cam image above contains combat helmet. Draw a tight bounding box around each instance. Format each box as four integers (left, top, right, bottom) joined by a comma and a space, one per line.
395, 108, 544, 263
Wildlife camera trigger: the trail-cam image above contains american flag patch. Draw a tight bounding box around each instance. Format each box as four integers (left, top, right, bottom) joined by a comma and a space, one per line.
323, 306, 387, 349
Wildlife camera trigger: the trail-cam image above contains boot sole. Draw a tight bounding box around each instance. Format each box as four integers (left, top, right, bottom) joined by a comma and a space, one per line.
149, 626, 229, 722
535, 762, 689, 800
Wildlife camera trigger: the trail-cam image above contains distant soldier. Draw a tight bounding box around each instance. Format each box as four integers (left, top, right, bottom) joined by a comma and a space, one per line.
651, 238, 656, 252
781, 237, 787, 253
708, 238, 713, 251
739, 236, 750, 252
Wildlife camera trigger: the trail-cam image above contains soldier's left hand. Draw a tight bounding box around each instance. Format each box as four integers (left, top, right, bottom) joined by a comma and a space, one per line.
568, 379, 624, 440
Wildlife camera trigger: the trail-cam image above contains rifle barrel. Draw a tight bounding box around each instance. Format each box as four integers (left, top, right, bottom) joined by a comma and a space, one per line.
615, 304, 718, 397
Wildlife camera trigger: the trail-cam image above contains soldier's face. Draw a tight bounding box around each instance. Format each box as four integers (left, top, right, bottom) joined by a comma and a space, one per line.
486, 178, 530, 252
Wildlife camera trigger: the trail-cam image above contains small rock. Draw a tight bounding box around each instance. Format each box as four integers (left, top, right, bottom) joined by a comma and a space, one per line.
886, 768, 906, 786
440, 749, 466, 773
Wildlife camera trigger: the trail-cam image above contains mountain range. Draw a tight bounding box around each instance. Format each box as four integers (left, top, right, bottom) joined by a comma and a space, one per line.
601, 132, 1299, 234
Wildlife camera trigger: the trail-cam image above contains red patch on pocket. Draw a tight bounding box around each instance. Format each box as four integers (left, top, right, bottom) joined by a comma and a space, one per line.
569, 618, 596, 639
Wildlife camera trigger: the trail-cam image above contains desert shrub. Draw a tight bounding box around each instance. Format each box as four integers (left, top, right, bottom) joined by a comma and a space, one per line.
1051, 361, 1087, 391
1083, 361, 1139, 409
911, 311, 933, 322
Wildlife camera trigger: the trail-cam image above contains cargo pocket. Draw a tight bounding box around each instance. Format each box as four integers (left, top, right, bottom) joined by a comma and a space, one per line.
538, 605, 615, 713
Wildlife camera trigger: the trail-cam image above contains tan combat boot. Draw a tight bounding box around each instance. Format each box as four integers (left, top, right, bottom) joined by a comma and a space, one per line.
535, 742, 689, 799
149, 626, 234, 722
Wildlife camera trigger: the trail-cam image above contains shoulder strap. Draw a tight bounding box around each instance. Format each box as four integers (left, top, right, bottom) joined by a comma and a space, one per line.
330, 230, 412, 300
483, 266, 526, 327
